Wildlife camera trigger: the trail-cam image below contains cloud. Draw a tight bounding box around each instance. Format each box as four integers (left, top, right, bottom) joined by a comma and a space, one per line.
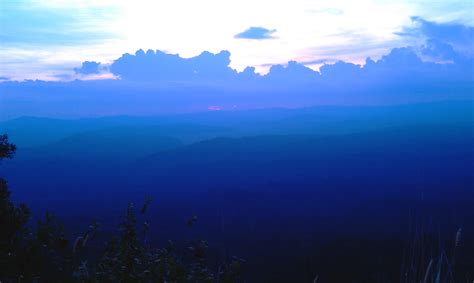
0, 0, 117, 46
298, 58, 337, 65
110, 49, 235, 81
410, 16, 474, 46
234, 27, 277, 40
0, 44, 472, 120
266, 61, 319, 82
319, 61, 361, 78
421, 39, 461, 62
74, 61, 102, 75
398, 16, 474, 58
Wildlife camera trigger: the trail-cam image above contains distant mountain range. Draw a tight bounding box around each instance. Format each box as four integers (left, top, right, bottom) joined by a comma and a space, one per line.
1, 101, 473, 281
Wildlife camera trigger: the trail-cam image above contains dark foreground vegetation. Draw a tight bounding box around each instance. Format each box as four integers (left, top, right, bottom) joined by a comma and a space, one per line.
0, 135, 242, 282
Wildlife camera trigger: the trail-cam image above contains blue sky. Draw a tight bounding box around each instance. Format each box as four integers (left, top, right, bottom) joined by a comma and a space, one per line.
0, 0, 473, 80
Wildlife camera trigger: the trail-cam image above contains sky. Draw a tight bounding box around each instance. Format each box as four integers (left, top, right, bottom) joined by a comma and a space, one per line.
1, 0, 473, 81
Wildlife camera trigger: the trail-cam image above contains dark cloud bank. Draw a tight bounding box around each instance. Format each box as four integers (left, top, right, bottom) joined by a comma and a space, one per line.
0, 18, 472, 120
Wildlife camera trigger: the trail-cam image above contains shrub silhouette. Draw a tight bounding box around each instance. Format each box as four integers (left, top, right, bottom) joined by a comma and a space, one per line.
0, 135, 243, 282
0, 134, 16, 159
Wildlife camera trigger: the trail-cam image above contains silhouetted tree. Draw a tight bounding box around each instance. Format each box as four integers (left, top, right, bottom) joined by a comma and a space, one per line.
0, 135, 31, 279
0, 134, 16, 159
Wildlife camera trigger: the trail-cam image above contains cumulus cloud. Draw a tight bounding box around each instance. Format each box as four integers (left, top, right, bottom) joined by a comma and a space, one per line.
398, 16, 474, 58
410, 16, 473, 46
110, 49, 235, 81
421, 39, 461, 62
234, 27, 277, 40
64, 43, 473, 88
266, 61, 319, 82
74, 61, 102, 75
